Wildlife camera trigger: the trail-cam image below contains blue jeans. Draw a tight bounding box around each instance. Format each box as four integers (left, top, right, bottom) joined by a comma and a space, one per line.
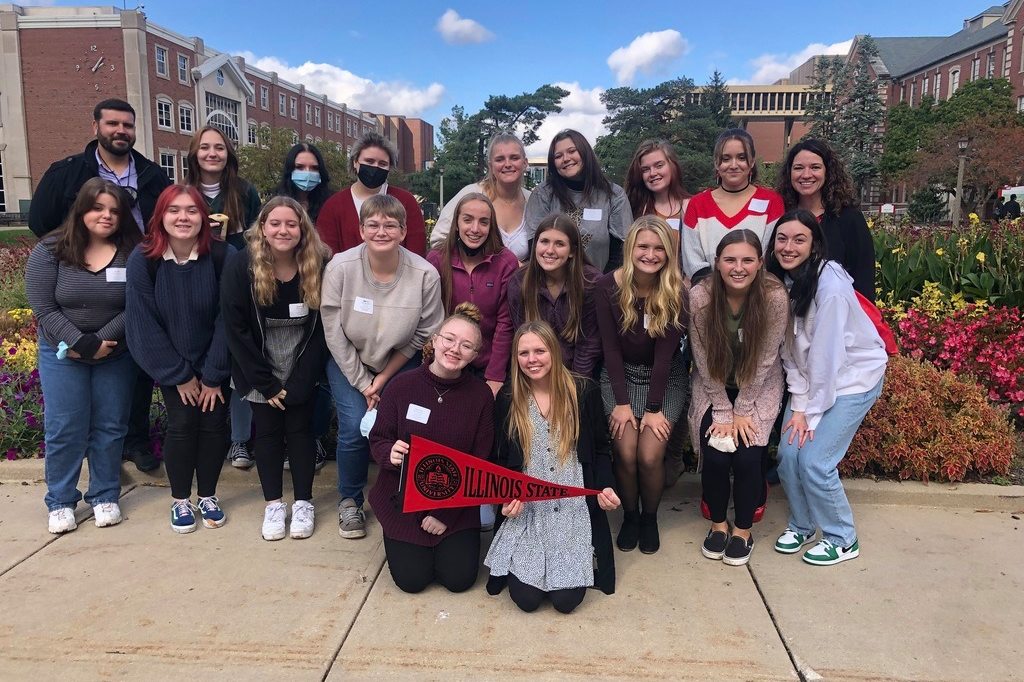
229, 388, 253, 443
327, 354, 418, 507
777, 378, 884, 547
37, 339, 137, 511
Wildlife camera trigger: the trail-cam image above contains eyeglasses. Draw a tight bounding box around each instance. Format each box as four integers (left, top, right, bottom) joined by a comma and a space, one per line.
362, 221, 402, 234
435, 333, 478, 356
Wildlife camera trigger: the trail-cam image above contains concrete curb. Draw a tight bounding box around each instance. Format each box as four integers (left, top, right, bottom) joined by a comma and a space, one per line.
3, 456, 1023, 511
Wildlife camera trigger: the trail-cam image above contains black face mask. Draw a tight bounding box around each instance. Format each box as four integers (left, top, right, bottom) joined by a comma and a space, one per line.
357, 164, 389, 189
457, 235, 486, 257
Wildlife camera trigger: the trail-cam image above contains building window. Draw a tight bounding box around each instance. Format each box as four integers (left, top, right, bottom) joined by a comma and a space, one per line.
346, 119, 351, 135
177, 54, 189, 84
247, 123, 257, 146
159, 152, 176, 181
279, 93, 286, 115
988, 53, 996, 77
155, 45, 168, 77
949, 67, 960, 96
909, 82, 916, 105
156, 98, 173, 130
246, 80, 255, 105
327, 111, 333, 130
315, 106, 321, 127
1017, 96, 1024, 113
305, 134, 314, 143
259, 124, 270, 149
934, 72, 942, 101
923, 76, 930, 96
290, 97, 297, 119
292, 130, 299, 144
971, 58, 980, 81
305, 102, 312, 123
216, 69, 225, 86
178, 103, 193, 133
261, 85, 269, 110
180, 152, 188, 178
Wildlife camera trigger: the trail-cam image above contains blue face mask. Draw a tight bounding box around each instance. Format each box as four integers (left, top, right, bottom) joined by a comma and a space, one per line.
291, 170, 321, 192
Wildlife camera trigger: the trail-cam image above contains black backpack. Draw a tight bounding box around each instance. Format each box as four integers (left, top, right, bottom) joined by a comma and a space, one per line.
146, 238, 229, 284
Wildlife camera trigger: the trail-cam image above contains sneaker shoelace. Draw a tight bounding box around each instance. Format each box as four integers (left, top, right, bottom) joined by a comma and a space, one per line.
198, 496, 220, 514
266, 503, 286, 524
294, 503, 314, 524
340, 505, 361, 524
173, 499, 195, 519
97, 503, 117, 514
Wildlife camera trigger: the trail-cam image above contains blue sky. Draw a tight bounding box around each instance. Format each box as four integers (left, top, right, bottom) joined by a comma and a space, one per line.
33, 0, 989, 153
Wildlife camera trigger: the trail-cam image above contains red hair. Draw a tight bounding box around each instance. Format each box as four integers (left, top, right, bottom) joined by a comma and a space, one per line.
141, 184, 215, 259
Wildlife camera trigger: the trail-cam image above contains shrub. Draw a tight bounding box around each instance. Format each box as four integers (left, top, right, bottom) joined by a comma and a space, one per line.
0, 243, 32, 312
844, 356, 1016, 482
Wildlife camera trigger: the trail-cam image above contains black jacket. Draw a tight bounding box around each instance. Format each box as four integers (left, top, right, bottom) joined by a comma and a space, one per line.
820, 206, 877, 303
220, 250, 329, 406
490, 377, 617, 595
29, 140, 172, 237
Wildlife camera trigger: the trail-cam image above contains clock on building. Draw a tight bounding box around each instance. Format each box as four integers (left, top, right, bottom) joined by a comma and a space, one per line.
75, 44, 118, 92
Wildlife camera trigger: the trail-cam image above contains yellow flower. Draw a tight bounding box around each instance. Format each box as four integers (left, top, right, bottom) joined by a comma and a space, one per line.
976, 252, 986, 263
968, 212, 979, 223
935, 248, 944, 256
867, 219, 874, 229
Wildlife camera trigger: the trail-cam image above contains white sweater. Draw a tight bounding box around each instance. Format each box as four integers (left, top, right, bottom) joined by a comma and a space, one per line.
781, 262, 888, 430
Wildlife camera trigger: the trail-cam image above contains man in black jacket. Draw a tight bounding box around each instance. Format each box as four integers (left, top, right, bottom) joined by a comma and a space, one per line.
28, 98, 171, 237
29, 98, 172, 472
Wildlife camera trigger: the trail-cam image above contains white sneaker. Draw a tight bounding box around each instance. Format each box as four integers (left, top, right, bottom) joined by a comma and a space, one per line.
93, 502, 122, 528
48, 507, 78, 534
290, 501, 315, 539
262, 501, 287, 541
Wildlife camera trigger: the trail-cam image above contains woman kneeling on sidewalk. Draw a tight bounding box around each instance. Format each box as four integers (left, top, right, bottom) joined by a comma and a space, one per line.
766, 209, 888, 566
222, 197, 330, 541
486, 321, 619, 614
368, 303, 494, 593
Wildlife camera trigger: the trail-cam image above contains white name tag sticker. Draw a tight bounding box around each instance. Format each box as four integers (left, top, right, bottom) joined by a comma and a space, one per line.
738, 328, 744, 343
406, 404, 431, 424
644, 313, 651, 330
289, 303, 309, 318
105, 268, 127, 282
748, 198, 770, 213
582, 208, 603, 221
354, 296, 374, 314
666, 218, 680, 231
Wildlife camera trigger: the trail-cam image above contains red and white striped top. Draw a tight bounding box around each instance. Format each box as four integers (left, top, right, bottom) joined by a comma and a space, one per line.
681, 186, 785, 278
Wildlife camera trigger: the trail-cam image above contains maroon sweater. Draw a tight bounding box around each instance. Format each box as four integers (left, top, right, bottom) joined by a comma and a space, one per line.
315, 185, 427, 257
368, 363, 494, 546
594, 272, 684, 412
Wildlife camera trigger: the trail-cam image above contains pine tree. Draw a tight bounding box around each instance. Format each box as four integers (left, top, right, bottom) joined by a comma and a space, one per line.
834, 36, 886, 193
805, 55, 845, 142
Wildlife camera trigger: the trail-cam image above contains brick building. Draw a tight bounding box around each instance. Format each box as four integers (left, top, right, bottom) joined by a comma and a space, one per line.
0, 4, 433, 214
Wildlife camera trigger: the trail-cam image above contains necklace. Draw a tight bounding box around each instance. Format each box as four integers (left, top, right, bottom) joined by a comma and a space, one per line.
721, 182, 751, 194
433, 387, 452, 404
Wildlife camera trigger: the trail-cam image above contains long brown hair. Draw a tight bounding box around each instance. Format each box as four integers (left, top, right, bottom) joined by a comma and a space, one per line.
713, 128, 759, 185
245, 197, 329, 308
432, 192, 503, 312
51, 177, 141, 267
617, 216, 685, 336
546, 129, 612, 209
624, 140, 689, 217
775, 138, 856, 217
696, 229, 786, 386
508, 321, 579, 468
186, 126, 247, 231
520, 214, 593, 343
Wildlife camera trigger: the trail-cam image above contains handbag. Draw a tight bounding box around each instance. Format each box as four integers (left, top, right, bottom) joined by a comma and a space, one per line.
855, 290, 898, 355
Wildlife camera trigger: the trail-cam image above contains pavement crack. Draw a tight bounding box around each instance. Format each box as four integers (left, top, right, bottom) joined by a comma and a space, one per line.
320, 551, 386, 682
746, 563, 809, 682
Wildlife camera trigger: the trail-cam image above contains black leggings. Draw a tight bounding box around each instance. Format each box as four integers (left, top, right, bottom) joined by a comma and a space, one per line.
383, 529, 480, 594
159, 384, 229, 499
699, 399, 765, 530
507, 573, 587, 614
251, 399, 315, 501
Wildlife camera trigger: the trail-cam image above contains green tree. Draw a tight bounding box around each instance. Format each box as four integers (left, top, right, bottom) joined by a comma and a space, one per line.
879, 98, 939, 181
834, 36, 886, 193
237, 126, 350, 198
805, 55, 845, 143
906, 186, 945, 222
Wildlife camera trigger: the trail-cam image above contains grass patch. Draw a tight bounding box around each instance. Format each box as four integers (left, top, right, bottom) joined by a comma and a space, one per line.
0, 230, 32, 246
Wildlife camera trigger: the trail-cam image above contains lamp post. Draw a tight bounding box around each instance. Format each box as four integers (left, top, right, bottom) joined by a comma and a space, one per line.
438, 166, 445, 209
951, 137, 969, 226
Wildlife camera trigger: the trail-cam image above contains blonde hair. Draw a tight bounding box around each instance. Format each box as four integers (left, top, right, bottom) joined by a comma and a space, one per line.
617, 215, 684, 336
508, 321, 579, 468
479, 132, 527, 200
422, 302, 483, 364
246, 196, 329, 308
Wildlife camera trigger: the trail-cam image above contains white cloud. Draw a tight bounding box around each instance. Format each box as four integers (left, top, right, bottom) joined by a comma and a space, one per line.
524, 82, 608, 158
607, 30, 690, 86
239, 52, 445, 116
436, 9, 495, 45
730, 39, 852, 85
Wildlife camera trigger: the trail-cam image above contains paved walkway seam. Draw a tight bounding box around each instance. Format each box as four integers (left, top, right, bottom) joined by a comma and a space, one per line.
746, 563, 810, 682
320, 546, 387, 682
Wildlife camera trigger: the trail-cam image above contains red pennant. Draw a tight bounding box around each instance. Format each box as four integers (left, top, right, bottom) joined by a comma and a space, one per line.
400, 435, 602, 513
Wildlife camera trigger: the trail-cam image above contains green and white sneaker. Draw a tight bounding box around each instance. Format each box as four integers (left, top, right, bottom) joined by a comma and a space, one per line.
803, 539, 859, 566
774, 528, 816, 554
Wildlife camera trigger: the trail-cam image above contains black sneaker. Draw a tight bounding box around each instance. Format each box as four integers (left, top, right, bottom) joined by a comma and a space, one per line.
128, 447, 159, 473
616, 511, 640, 552
701, 529, 730, 560
639, 512, 660, 554
314, 439, 327, 471
723, 534, 754, 566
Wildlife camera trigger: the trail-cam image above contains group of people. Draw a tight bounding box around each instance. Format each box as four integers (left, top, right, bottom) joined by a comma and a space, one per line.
26, 97, 888, 615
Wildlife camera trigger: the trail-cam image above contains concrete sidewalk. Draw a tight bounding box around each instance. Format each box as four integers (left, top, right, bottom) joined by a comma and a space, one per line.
0, 460, 1022, 681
